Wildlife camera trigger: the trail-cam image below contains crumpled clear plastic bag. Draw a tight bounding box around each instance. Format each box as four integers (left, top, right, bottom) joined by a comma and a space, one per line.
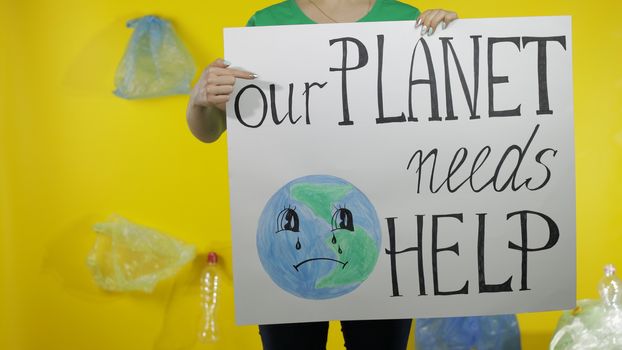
86, 215, 195, 293
550, 264, 622, 349
113, 15, 195, 99
415, 315, 521, 350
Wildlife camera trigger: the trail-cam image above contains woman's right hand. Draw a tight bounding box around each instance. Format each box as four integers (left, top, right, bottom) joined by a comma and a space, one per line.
191, 58, 257, 112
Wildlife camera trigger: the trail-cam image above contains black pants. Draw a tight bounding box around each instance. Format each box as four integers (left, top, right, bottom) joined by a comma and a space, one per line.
259, 319, 412, 350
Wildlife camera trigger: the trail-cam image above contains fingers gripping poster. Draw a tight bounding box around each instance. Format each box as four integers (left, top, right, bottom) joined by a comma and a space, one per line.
224, 17, 574, 325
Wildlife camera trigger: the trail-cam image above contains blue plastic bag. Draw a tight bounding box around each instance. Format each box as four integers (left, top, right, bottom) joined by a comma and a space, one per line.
114, 15, 195, 99
415, 315, 521, 350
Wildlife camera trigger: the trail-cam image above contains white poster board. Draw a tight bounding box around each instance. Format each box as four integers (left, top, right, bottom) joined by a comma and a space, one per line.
224, 17, 574, 325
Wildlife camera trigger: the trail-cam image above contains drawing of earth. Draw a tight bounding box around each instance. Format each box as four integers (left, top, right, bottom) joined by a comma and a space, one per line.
256, 175, 381, 299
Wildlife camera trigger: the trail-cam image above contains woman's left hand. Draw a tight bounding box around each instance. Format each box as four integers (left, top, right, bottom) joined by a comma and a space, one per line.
416, 9, 459, 36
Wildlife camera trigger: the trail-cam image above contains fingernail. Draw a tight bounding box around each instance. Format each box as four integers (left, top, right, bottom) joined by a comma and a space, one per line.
441, 22, 447, 30
415, 18, 421, 28
223, 59, 231, 66
250, 73, 259, 79
427, 26, 434, 36
421, 25, 427, 36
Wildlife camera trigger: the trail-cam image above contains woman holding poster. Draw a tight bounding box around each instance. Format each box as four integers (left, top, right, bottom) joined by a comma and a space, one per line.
186, 1, 457, 349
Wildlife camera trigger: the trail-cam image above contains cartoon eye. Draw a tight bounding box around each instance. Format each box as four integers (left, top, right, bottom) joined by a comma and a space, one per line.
331, 207, 354, 232
276, 207, 299, 233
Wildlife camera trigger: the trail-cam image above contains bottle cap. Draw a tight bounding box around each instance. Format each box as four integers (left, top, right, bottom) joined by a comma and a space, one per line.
207, 252, 218, 264
604, 264, 616, 277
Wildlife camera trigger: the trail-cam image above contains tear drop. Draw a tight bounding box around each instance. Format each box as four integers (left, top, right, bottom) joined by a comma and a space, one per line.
338, 245, 343, 254
331, 233, 337, 244
295, 238, 301, 250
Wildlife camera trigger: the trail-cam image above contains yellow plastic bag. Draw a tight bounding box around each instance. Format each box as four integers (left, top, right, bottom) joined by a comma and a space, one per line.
86, 215, 195, 293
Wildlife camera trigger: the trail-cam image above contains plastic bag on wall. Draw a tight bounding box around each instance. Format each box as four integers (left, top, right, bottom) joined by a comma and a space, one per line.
86, 215, 195, 293
415, 315, 521, 350
114, 15, 195, 99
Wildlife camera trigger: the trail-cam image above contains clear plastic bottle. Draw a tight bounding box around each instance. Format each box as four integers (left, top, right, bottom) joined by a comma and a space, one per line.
198, 252, 220, 343
598, 264, 621, 310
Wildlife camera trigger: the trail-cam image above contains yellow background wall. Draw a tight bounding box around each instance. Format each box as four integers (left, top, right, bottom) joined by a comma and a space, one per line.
1, 0, 621, 349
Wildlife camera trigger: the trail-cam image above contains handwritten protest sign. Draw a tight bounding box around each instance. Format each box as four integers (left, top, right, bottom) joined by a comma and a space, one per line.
224, 17, 574, 325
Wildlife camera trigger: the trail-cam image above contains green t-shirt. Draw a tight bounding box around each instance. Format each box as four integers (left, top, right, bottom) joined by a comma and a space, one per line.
247, 0, 420, 26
